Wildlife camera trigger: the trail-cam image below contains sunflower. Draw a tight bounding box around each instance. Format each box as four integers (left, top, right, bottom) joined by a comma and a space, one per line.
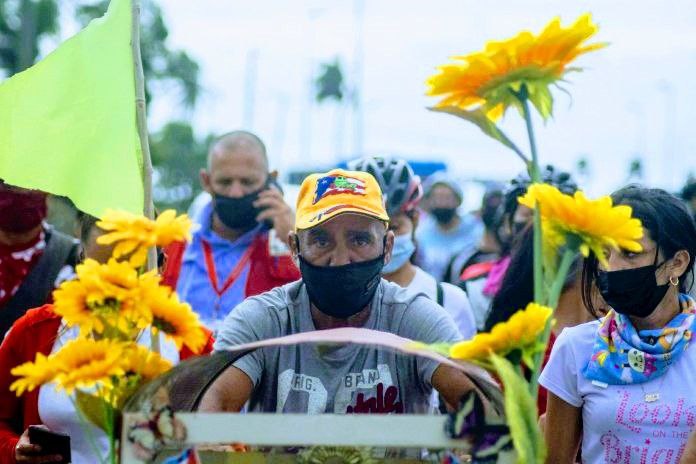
450, 303, 553, 363
518, 183, 643, 266
10, 353, 61, 395
141, 284, 206, 353
54, 339, 128, 393
97, 209, 192, 268
121, 344, 172, 381
53, 259, 145, 335
427, 14, 605, 121
11, 339, 127, 395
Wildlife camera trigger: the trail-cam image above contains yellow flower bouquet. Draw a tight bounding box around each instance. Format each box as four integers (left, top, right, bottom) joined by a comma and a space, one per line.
424, 14, 644, 463
10, 209, 203, 464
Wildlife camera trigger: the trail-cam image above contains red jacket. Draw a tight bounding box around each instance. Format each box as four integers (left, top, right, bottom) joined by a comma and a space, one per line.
161, 234, 300, 298
0, 305, 214, 464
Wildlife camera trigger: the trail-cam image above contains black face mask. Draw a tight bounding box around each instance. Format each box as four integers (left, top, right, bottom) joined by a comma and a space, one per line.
597, 263, 670, 318
431, 207, 457, 225
299, 254, 385, 319
212, 181, 268, 230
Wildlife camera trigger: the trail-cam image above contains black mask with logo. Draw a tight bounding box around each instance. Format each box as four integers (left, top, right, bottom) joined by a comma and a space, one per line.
297, 236, 386, 319
212, 178, 270, 231
431, 207, 457, 225
597, 254, 670, 318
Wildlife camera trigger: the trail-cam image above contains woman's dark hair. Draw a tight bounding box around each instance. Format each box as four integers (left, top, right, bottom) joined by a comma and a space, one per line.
581, 185, 696, 318
484, 224, 580, 331
493, 165, 578, 255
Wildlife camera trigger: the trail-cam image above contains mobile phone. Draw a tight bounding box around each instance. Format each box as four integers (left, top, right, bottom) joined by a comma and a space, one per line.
28, 426, 71, 463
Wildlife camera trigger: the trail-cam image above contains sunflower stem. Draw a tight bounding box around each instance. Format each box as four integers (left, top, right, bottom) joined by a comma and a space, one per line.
519, 86, 541, 183
518, 85, 545, 305
547, 248, 576, 310
69, 394, 109, 464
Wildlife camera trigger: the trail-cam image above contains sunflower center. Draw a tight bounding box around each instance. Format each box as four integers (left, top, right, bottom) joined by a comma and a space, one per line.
153, 317, 177, 335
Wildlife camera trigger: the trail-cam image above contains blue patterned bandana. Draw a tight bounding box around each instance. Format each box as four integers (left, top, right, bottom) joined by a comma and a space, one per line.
583, 294, 696, 385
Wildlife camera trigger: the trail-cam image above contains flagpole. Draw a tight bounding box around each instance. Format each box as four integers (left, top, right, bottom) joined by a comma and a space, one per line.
130, 0, 156, 268
131, 0, 160, 353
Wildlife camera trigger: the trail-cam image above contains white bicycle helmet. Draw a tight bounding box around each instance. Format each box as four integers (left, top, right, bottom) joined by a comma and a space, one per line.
348, 156, 423, 217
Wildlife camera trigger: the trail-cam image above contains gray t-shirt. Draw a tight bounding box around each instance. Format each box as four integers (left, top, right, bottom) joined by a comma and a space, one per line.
214, 279, 462, 414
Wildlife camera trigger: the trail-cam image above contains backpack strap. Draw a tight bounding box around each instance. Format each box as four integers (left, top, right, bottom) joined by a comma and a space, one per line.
0, 229, 77, 339
436, 282, 444, 306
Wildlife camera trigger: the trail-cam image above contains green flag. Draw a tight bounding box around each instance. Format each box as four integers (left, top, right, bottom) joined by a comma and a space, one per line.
0, 0, 143, 218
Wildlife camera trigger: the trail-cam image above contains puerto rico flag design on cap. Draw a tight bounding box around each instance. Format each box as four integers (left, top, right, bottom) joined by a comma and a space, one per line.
313, 175, 367, 204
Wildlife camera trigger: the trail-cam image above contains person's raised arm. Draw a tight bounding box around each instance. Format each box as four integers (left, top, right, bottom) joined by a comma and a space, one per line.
544, 392, 582, 464
197, 366, 254, 412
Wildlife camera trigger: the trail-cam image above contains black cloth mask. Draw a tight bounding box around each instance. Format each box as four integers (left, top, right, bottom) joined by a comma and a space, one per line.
431, 207, 457, 225
212, 180, 269, 231
597, 263, 670, 318
299, 254, 385, 319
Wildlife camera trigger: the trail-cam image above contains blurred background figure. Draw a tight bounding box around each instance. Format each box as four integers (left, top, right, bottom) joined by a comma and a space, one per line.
444, 186, 504, 285
0, 181, 79, 340
458, 166, 577, 331
415, 172, 483, 282
349, 157, 476, 339
163, 131, 299, 334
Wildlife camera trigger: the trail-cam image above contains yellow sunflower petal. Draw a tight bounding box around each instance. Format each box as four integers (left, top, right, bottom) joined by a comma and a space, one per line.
519, 183, 643, 262
427, 14, 605, 119
449, 303, 553, 362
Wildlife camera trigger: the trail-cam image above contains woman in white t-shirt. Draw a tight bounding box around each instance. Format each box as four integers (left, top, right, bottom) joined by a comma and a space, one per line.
348, 156, 476, 339
540, 186, 696, 464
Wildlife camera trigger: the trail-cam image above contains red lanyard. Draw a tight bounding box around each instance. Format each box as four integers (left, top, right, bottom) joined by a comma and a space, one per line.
201, 239, 254, 300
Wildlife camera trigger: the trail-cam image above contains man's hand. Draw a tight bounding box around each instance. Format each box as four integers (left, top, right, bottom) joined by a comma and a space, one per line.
254, 188, 294, 245
14, 427, 63, 463
432, 364, 504, 417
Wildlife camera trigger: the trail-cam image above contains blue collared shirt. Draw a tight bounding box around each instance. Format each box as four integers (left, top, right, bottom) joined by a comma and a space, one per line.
176, 202, 263, 330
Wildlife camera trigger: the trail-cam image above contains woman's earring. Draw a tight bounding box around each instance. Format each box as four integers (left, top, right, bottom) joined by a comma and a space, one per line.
669, 276, 679, 286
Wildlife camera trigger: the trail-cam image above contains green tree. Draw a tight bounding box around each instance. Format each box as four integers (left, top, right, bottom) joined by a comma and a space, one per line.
0, 0, 59, 75
150, 121, 214, 213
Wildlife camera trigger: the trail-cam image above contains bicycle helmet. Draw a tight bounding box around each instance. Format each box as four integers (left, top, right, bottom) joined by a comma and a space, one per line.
348, 156, 423, 217
500, 164, 578, 224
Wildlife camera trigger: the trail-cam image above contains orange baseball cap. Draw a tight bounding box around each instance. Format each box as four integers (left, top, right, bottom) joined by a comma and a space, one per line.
295, 168, 390, 230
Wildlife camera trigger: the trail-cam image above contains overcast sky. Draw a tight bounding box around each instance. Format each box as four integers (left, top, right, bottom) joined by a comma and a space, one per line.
144, 1, 696, 196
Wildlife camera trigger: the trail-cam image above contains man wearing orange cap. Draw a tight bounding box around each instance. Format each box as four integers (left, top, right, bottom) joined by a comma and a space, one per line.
202, 169, 492, 415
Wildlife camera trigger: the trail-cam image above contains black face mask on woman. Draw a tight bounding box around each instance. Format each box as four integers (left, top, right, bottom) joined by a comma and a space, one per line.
597, 261, 670, 318
213, 178, 270, 230
431, 207, 457, 225
298, 249, 385, 319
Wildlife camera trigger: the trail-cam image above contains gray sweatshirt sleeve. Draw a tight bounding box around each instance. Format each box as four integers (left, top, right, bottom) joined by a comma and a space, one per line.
399, 295, 463, 388
213, 296, 282, 387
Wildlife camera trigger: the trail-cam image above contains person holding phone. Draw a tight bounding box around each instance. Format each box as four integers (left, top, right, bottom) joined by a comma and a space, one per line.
163, 131, 300, 333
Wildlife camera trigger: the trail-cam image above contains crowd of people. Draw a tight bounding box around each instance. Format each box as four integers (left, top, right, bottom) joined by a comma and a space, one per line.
1, 129, 696, 463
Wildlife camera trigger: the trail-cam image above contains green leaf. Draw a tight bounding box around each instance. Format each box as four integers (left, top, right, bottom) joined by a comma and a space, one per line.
528, 84, 554, 120
429, 106, 516, 150
75, 390, 112, 433
489, 353, 546, 464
